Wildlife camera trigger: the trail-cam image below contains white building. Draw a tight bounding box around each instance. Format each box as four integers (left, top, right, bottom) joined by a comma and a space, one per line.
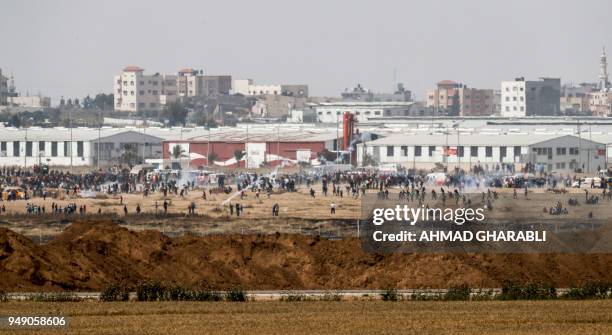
0, 127, 168, 168
232, 79, 307, 97
501, 77, 561, 117
308, 101, 417, 123
114, 66, 178, 112
357, 133, 607, 173
233, 79, 280, 95
6, 95, 51, 108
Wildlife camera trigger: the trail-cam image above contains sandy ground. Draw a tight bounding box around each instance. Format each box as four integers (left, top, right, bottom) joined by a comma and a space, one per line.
1, 184, 610, 239
0, 300, 611, 335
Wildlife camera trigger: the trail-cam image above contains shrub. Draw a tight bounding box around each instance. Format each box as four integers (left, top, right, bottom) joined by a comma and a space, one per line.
444, 284, 471, 301
499, 281, 556, 300
164, 285, 193, 301
100, 283, 130, 302
320, 290, 342, 302
562, 282, 612, 300
28, 292, 81, 302
192, 288, 223, 302
281, 291, 308, 302
380, 287, 399, 301
136, 280, 166, 301
225, 287, 247, 302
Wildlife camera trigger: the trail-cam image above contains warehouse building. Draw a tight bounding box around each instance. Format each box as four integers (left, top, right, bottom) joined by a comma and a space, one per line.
0, 127, 168, 168
162, 126, 342, 169
356, 133, 607, 173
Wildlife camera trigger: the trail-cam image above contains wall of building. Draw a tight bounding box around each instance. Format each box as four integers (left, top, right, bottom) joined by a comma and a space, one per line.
501, 78, 561, 117
358, 143, 526, 170
114, 68, 178, 112
0, 140, 93, 167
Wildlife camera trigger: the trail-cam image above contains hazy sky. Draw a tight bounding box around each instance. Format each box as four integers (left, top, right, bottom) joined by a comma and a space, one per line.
1, 0, 611, 103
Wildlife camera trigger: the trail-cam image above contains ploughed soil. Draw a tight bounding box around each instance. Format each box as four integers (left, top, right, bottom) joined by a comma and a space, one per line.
1, 220, 612, 291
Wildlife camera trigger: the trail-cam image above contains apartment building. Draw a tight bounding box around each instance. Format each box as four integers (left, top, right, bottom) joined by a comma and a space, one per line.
501, 77, 561, 117
233, 79, 308, 97
426, 80, 494, 116
177, 68, 231, 97
114, 66, 178, 112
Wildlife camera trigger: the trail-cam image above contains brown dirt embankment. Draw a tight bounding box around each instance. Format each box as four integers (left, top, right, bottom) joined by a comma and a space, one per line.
1, 220, 611, 291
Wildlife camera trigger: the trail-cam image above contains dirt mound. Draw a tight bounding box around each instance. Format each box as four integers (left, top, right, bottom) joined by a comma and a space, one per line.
1, 221, 612, 291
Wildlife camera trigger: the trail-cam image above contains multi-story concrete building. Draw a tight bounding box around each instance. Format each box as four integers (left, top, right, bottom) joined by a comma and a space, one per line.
6, 96, 51, 108
426, 80, 494, 116
341, 83, 412, 102
501, 77, 561, 117
177, 68, 232, 97
114, 66, 178, 112
233, 79, 308, 97
588, 91, 612, 116
561, 83, 597, 114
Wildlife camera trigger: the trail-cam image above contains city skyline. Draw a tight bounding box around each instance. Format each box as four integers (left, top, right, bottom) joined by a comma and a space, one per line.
1, 0, 611, 103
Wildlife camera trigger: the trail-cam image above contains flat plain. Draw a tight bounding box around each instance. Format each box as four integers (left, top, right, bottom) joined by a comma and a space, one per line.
1, 300, 611, 335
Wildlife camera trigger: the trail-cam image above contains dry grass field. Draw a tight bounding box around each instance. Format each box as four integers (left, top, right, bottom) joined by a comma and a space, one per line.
0, 300, 611, 335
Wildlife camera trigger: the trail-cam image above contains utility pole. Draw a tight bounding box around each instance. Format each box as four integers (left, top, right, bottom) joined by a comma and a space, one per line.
69, 107, 73, 172
336, 115, 339, 162
245, 123, 249, 169
207, 126, 211, 168
24, 127, 27, 168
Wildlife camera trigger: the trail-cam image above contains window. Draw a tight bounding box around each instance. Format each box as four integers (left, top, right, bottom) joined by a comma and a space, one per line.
458, 146, 464, 157
64, 142, 70, 157
374, 111, 381, 115
77, 141, 84, 157
471, 146, 478, 157
428, 146, 435, 157
414, 146, 422, 157
514, 146, 521, 157
39, 141, 45, 154
556, 147, 566, 155
386, 146, 394, 157
0, 142, 5, 155
500, 146, 507, 158
569, 147, 579, 155
25, 142, 32, 157
13, 142, 20, 157
401, 146, 408, 156
51, 142, 58, 157
139, 90, 144, 95
485, 146, 492, 157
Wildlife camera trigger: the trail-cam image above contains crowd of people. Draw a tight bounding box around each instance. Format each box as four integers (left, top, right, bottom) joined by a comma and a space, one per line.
0, 165, 609, 218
